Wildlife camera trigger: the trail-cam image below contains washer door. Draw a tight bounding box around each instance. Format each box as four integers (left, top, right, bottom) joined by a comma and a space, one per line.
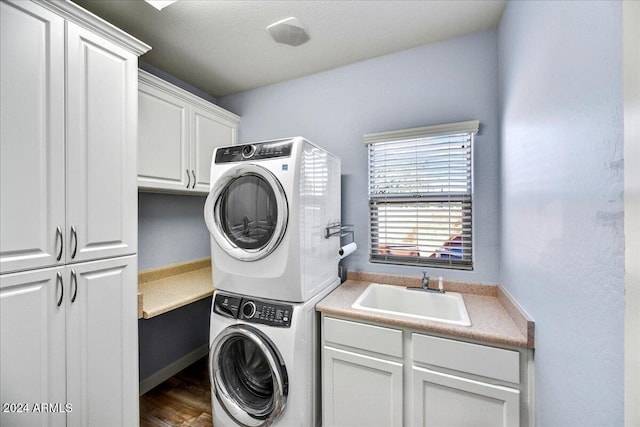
210, 324, 288, 427
205, 164, 288, 261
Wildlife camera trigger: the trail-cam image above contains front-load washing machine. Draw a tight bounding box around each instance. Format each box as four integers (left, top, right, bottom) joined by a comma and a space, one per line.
209, 287, 329, 427
204, 137, 341, 302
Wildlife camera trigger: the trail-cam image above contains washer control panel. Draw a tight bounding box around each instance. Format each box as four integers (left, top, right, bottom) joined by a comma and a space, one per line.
214, 292, 292, 328
214, 140, 293, 163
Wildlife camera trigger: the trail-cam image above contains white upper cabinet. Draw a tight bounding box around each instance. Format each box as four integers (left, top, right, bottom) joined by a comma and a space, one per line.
66, 22, 138, 264
190, 105, 237, 192
138, 80, 190, 191
0, 1, 145, 274
0, 0, 66, 274
138, 70, 240, 194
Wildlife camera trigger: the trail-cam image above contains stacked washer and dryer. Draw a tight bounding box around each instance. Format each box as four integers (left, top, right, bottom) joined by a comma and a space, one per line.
204, 137, 342, 426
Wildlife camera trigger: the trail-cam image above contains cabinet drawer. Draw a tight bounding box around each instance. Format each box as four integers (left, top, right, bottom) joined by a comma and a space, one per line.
324, 317, 403, 358
412, 334, 520, 384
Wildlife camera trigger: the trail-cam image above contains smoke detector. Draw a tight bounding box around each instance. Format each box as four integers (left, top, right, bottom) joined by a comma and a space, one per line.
267, 17, 310, 47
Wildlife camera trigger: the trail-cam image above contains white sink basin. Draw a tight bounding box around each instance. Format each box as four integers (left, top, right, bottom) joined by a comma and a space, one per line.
352, 283, 471, 326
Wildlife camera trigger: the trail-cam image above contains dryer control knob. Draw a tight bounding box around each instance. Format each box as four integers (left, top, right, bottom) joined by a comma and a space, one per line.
241, 144, 256, 159
241, 301, 257, 319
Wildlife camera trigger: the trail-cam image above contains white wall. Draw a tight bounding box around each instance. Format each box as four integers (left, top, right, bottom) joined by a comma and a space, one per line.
499, 1, 624, 425
219, 30, 501, 284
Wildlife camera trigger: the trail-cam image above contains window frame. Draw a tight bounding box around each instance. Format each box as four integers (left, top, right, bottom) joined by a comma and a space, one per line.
365, 120, 479, 270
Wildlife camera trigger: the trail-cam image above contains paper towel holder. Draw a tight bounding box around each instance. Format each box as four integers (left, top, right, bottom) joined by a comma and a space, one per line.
324, 223, 354, 244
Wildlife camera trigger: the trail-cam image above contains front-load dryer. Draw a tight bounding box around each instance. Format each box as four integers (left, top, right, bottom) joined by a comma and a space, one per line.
204, 137, 341, 302
209, 288, 328, 427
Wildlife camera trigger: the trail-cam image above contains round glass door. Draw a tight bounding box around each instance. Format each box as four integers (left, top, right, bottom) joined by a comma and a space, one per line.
204, 164, 288, 261
219, 175, 278, 250
210, 325, 288, 426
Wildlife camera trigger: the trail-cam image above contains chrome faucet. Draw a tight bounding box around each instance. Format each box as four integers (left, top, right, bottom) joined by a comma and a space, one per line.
421, 271, 430, 289
408, 271, 445, 293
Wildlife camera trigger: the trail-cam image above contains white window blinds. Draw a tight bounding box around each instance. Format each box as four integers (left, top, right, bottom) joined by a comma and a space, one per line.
365, 120, 479, 269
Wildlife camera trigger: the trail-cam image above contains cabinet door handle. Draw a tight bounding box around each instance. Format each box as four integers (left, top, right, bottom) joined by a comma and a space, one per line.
70, 226, 78, 259
191, 170, 196, 189
56, 272, 63, 307
186, 169, 191, 189
70, 269, 78, 303
56, 226, 63, 261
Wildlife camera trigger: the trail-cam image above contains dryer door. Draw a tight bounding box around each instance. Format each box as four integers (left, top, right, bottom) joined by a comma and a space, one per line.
210, 324, 288, 426
205, 164, 288, 261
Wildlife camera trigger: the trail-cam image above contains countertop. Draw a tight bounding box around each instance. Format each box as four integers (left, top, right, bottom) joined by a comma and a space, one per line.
137, 258, 214, 319
316, 271, 534, 349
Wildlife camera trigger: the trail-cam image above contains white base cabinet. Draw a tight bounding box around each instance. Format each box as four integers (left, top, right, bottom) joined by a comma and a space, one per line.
0, 266, 67, 427
322, 315, 534, 427
324, 346, 403, 427
0, 256, 138, 427
65, 256, 139, 427
412, 368, 520, 427
138, 70, 239, 194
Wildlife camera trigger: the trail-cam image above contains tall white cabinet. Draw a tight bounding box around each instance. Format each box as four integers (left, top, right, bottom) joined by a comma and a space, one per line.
0, 1, 150, 425
137, 70, 239, 194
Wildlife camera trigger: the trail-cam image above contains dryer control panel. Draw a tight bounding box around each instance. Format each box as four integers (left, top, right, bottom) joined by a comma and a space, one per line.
214, 292, 292, 328
214, 140, 293, 163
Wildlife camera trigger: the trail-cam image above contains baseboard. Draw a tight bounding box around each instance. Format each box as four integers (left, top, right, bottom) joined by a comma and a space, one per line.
139, 344, 209, 395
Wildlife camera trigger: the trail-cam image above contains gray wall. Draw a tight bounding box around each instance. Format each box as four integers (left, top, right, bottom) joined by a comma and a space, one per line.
138, 193, 210, 271
138, 297, 211, 379
137, 165, 212, 381
498, 1, 624, 425
219, 30, 501, 284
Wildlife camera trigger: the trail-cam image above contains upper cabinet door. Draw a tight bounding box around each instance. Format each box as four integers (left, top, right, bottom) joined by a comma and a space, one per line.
190, 105, 237, 193
66, 22, 137, 264
0, 0, 65, 274
138, 82, 190, 192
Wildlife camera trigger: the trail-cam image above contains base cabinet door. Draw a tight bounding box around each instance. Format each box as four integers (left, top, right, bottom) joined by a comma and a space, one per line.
0, 267, 67, 427
323, 346, 403, 427
66, 256, 138, 427
412, 367, 520, 427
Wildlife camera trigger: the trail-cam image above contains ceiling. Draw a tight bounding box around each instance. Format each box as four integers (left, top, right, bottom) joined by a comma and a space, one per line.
72, 0, 507, 97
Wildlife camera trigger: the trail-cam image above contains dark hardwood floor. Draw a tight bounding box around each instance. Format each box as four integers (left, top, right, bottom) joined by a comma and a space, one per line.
140, 357, 213, 427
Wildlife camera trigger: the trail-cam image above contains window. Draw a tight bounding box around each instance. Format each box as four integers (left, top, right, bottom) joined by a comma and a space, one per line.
366, 120, 478, 270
